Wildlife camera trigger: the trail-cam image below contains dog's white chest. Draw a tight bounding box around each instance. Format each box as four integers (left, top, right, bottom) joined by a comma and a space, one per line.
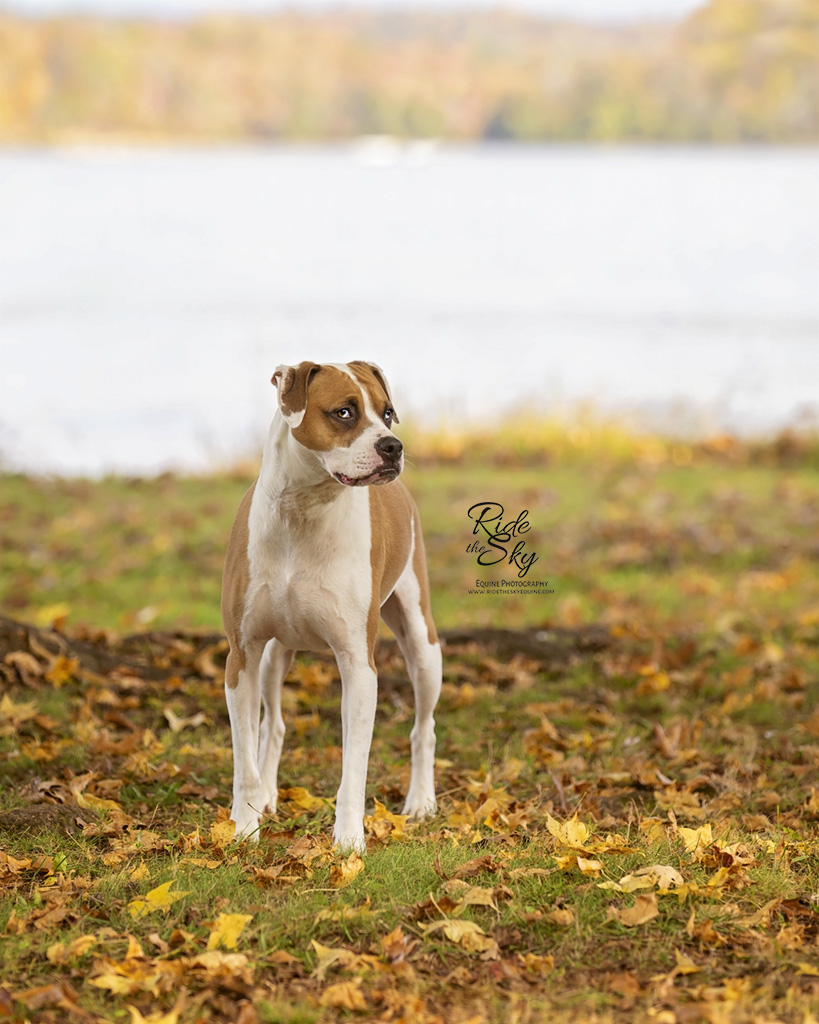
243, 484, 374, 652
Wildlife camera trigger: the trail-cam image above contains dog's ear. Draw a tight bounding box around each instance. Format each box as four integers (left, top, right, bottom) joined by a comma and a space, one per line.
350, 360, 400, 425
272, 362, 321, 424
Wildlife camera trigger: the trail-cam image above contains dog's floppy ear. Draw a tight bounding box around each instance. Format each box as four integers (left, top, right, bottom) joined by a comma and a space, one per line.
272, 361, 321, 424
350, 360, 400, 425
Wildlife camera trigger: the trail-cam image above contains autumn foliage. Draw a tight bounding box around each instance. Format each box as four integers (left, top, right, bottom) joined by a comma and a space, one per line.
1, 427, 818, 1022
1, 0, 817, 145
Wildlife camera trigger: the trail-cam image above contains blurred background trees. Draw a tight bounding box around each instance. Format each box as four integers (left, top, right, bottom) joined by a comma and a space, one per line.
0, 0, 817, 143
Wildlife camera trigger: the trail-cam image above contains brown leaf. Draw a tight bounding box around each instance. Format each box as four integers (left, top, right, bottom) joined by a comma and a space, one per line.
452, 855, 501, 880
329, 851, 365, 889
319, 978, 367, 1011
607, 892, 659, 928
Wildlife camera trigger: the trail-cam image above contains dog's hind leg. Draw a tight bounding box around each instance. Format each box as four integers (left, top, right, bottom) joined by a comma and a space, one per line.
257, 638, 294, 818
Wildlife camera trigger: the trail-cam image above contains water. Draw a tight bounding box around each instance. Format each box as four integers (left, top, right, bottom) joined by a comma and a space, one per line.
1, 144, 817, 475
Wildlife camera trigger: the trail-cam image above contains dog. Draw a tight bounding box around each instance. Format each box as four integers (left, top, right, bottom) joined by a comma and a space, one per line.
221, 360, 442, 851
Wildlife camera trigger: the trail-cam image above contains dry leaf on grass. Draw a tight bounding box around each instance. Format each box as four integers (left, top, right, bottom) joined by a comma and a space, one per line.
607, 892, 659, 928
319, 978, 367, 1011
206, 912, 253, 950
330, 850, 365, 888
127, 880, 191, 920
422, 919, 500, 959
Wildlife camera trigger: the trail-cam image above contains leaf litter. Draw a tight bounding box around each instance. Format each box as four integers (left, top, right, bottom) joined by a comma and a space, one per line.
1, 448, 818, 1022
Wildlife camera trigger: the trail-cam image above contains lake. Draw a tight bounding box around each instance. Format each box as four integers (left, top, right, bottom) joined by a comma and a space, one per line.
1, 144, 817, 475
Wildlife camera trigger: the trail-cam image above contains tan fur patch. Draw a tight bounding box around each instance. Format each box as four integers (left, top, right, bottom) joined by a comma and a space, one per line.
290, 365, 375, 452
411, 503, 438, 646
273, 361, 319, 418
367, 480, 414, 664
221, 479, 256, 685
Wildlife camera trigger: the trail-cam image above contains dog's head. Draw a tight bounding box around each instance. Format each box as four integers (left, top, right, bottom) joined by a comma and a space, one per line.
271, 361, 403, 486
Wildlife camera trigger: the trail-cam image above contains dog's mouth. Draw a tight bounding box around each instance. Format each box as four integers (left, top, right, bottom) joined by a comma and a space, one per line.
334, 465, 400, 487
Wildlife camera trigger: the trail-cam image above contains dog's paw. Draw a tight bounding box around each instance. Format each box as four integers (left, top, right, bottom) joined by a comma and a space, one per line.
231, 807, 263, 843
401, 794, 438, 821
333, 825, 366, 854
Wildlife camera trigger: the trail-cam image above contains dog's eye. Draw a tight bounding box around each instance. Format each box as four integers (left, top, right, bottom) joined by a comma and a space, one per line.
384, 408, 395, 423
335, 407, 352, 420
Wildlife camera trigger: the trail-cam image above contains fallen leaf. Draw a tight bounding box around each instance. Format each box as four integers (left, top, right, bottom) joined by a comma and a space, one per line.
211, 819, 237, 849
364, 799, 410, 840
310, 940, 357, 982
46, 935, 97, 965
546, 908, 575, 927
206, 913, 253, 950
127, 880, 191, 920
546, 811, 590, 848
319, 978, 367, 1011
423, 918, 500, 958
330, 850, 365, 888
452, 855, 501, 879
279, 786, 332, 813
163, 708, 208, 733
608, 892, 659, 928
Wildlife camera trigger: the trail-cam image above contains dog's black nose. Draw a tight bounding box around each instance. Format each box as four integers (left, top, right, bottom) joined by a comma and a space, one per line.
375, 436, 403, 462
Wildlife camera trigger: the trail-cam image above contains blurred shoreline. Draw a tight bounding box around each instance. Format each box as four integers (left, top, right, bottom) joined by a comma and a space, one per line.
1, 1, 817, 145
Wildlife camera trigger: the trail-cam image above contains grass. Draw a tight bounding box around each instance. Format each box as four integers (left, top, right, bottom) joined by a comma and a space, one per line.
1, 420, 818, 1022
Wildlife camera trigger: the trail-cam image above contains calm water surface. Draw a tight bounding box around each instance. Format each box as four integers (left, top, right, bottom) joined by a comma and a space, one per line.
1, 144, 817, 474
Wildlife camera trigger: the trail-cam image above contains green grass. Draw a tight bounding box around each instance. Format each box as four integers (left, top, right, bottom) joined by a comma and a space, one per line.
1, 427, 818, 1022
2, 444, 818, 634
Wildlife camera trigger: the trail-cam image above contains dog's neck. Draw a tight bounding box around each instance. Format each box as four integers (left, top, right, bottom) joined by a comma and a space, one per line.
259, 412, 348, 514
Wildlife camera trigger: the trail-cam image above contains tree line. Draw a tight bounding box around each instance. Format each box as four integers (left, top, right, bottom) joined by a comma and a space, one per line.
0, 0, 816, 144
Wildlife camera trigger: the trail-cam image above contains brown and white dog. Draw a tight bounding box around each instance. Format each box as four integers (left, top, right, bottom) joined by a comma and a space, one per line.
221, 360, 442, 851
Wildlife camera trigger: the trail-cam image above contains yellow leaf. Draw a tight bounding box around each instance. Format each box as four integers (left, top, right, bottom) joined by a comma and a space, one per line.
797, 962, 819, 977
635, 669, 670, 695
608, 892, 659, 928
127, 880, 191, 920
545, 812, 590, 848
46, 934, 96, 965
600, 864, 685, 893
423, 918, 500, 958
546, 908, 574, 927
76, 791, 122, 812
319, 978, 367, 1011
0, 693, 39, 728
211, 819, 237, 848
441, 879, 499, 912
673, 949, 701, 975
129, 860, 150, 882
679, 823, 713, 857
279, 786, 331, 812
127, 1005, 180, 1024
206, 913, 253, 951
34, 603, 71, 629
45, 655, 79, 688
330, 850, 365, 889
316, 898, 378, 923
310, 940, 357, 981
364, 799, 409, 840
90, 973, 140, 996
576, 856, 603, 876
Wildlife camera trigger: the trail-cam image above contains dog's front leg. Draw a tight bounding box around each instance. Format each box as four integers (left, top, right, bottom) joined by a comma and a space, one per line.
225, 645, 265, 841
332, 649, 378, 853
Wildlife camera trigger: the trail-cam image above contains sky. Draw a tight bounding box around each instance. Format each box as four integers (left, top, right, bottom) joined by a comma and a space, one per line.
1, 0, 706, 24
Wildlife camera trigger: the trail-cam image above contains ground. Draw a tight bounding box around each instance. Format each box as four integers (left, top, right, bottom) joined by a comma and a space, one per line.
0, 425, 817, 1023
